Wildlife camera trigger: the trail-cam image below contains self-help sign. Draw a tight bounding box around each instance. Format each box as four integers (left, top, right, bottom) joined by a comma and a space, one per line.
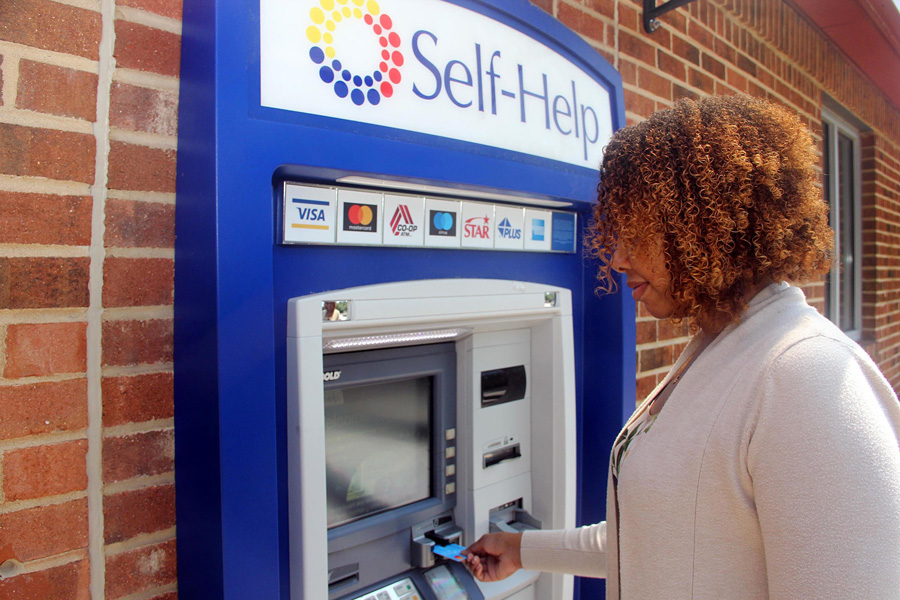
260, 0, 614, 169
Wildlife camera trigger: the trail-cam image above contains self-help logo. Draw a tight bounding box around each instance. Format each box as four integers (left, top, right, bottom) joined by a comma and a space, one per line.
343, 203, 378, 232
390, 204, 417, 236
497, 217, 522, 240
429, 210, 456, 236
463, 216, 490, 240
306, 0, 403, 106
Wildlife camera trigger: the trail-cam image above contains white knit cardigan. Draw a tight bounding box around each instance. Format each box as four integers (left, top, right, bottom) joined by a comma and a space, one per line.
520, 283, 900, 599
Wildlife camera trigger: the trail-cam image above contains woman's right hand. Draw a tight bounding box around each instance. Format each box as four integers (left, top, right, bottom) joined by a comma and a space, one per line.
463, 532, 523, 582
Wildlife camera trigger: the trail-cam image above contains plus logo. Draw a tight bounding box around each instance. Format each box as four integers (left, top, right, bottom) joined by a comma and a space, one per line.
390, 204, 418, 236
306, 0, 404, 106
497, 217, 522, 240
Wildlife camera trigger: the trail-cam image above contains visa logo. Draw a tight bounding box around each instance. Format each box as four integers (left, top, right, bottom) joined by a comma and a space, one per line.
292, 197, 331, 231
297, 207, 326, 221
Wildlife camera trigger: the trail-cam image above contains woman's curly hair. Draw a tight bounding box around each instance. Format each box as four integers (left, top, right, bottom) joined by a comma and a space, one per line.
586, 94, 834, 331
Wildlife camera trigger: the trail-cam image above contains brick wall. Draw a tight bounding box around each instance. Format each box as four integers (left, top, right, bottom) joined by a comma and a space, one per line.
0, 0, 180, 597
1, 0, 898, 597
535, 0, 900, 401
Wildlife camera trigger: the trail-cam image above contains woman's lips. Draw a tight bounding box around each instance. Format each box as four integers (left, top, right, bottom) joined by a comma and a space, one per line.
631, 282, 648, 301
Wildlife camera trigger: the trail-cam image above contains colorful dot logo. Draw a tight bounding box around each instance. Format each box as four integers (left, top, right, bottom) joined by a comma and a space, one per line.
306, 0, 403, 106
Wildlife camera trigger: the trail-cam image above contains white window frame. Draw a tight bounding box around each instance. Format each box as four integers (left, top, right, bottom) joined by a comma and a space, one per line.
822, 108, 863, 339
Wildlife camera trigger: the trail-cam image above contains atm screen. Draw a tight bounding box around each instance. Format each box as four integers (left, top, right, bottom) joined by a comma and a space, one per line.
324, 377, 433, 528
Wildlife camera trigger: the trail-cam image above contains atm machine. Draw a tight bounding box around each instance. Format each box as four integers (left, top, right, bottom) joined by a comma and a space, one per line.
289, 279, 577, 600
174, 1, 634, 599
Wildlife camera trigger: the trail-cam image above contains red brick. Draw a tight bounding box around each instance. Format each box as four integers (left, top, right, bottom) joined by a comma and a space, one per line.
0, 560, 90, 600
673, 83, 700, 102
688, 66, 715, 94
0, 124, 95, 183
105, 199, 175, 248
110, 81, 178, 136
103, 429, 175, 483
0, 379, 88, 441
701, 51, 726, 79
624, 88, 655, 118
0, 257, 90, 309
636, 320, 657, 344
584, 0, 615, 18
102, 373, 174, 427
108, 141, 176, 193
0, 192, 92, 246
105, 538, 177, 599
658, 49, 687, 81
639, 346, 670, 371
636, 374, 658, 402
101, 319, 173, 367
0, 499, 88, 562
529, 0, 552, 14
726, 67, 748, 92
658, 318, 689, 340
104, 484, 176, 544
618, 2, 639, 31
618, 59, 638, 86
114, 21, 181, 78
638, 66, 672, 100
671, 36, 700, 66
619, 30, 656, 65
687, 19, 713, 49
16, 60, 97, 121
736, 52, 758, 77
4, 322, 87, 378
557, 3, 605, 43
103, 258, 174, 307
118, 0, 182, 20
3, 440, 88, 501
0, 0, 100, 60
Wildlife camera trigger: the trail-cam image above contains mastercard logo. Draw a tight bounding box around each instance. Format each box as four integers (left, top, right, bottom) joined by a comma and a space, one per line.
343, 203, 379, 233
347, 204, 374, 225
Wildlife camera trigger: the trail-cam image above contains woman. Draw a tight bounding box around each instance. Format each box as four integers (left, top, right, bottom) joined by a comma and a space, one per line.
464, 95, 900, 599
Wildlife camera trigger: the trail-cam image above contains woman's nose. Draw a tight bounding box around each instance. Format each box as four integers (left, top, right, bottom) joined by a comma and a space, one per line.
611, 244, 629, 273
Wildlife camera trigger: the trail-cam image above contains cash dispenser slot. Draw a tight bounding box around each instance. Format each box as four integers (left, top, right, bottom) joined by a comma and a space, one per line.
483, 443, 521, 469
480, 365, 527, 407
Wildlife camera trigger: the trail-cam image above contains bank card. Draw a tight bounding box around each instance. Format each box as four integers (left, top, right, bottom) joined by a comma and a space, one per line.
433, 543, 467, 562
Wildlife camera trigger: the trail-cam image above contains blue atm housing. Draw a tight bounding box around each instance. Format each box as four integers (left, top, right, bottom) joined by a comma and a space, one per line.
174, 1, 634, 598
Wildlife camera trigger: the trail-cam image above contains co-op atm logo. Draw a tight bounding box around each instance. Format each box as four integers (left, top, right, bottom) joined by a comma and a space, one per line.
306, 0, 403, 106
303, 0, 602, 160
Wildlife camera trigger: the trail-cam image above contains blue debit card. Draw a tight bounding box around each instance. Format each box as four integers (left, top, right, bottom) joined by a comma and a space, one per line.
433, 543, 467, 562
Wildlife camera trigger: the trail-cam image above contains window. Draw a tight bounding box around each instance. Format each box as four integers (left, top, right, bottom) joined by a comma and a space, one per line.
822, 109, 862, 338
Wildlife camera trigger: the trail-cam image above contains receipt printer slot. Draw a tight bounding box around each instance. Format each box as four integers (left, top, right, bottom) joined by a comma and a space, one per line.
481, 365, 527, 407
483, 443, 521, 468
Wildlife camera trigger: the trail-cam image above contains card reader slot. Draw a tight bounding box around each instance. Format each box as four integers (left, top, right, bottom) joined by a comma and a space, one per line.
482, 443, 521, 468
480, 366, 527, 407
328, 564, 360, 594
